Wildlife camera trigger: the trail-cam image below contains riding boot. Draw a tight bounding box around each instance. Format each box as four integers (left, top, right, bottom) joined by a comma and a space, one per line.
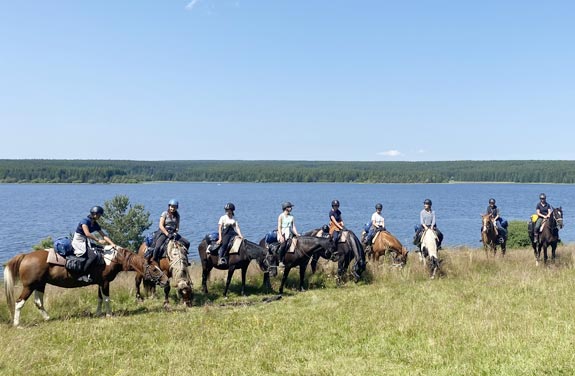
278, 243, 287, 267
218, 245, 227, 266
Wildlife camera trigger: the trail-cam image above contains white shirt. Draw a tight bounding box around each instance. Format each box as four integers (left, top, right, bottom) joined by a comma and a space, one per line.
371, 211, 385, 227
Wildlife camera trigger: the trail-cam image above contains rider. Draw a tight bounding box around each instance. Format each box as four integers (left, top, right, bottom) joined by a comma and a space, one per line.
329, 199, 345, 245
146, 199, 190, 264
533, 193, 553, 244
217, 202, 243, 266
414, 199, 443, 250
365, 203, 386, 252
486, 198, 506, 243
72, 206, 117, 283
277, 201, 299, 267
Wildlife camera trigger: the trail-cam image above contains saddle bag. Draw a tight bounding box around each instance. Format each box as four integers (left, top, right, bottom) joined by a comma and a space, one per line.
65, 255, 85, 273
265, 230, 278, 245
144, 232, 155, 247
54, 237, 74, 257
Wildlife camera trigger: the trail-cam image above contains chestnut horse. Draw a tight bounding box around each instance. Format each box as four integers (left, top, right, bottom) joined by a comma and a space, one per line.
135, 240, 194, 307
365, 230, 408, 266
307, 229, 366, 283
259, 235, 335, 295
531, 207, 564, 265
481, 213, 506, 256
4, 246, 168, 327
198, 238, 278, 297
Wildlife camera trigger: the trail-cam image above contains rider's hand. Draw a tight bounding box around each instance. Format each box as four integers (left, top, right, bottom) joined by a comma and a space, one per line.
168, 233, 175, 239
216, 239, 221, 245
98, 239, 106, 244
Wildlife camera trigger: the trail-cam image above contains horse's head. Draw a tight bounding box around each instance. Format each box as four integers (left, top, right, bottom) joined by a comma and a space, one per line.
262, 247, 279, 277
481, 214, 493, 233
145, 262, 170, 288
116, 247, 170, 287
176, 279, 194, 307
552, 207, 564, 229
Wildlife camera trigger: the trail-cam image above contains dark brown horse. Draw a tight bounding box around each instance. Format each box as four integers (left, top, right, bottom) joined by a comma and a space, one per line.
363, 230, 408, 266
4, 246, 168, 327
198, 238, 278, 297
531, 207, 564, 265
307, 229, 366, 283
481, 213, 506, 256
135, 240, 194, 307
259, 235, 335, 295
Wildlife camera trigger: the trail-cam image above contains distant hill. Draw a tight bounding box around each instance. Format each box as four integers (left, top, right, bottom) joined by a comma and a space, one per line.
1, 159, 575, 183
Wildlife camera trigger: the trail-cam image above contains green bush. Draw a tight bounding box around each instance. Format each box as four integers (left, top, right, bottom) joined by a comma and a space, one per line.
100, 195, 151, 252
506, 220, 532, 249
33, 237, 54, 250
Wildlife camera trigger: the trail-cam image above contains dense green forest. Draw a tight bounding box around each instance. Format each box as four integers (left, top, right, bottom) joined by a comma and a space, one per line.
1, 159, 575, 183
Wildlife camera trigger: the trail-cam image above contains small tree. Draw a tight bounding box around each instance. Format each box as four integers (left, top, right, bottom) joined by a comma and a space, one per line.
506, 220, 532, 249
100, 195, 151, 252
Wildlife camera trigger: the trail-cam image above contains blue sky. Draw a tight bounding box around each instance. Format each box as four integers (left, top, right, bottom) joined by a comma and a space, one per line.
1, 1, 574, 161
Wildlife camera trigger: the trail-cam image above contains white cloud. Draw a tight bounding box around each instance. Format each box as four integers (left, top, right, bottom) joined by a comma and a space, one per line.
185, 0, 202, 10
377, 150, 402, 157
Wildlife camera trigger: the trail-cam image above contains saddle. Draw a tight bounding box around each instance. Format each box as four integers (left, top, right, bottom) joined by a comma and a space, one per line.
312, 229, 347, 242
46, 245, 113, 271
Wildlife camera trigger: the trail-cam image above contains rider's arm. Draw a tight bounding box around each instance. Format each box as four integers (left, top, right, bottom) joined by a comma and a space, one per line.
82, 224, 104, 244
98, 230, 116, 247
217, 222, 223, 244
292, 219, 299, 237
235, 222, 243, 238
431, 211, 436, 228
420, 211, 427, 229
277, 213, 284, 241
330, 214, 343, 230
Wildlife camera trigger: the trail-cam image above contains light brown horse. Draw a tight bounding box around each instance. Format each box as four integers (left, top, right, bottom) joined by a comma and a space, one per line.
481, 213, 505, 256
135, 240, 194, 307
366, 230, 408, 266
4, 246, 168, 327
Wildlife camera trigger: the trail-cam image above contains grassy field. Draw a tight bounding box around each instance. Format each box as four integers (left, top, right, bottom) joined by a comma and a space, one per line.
2, 245, 575, 375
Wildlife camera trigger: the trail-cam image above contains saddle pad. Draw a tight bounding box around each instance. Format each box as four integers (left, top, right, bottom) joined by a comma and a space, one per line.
372, 231, 380, 244
46, 248, 66, 266
102, 246, 117, 266
313, 230, 323, 238
229, 237, 243, 254
288, 238, 298, 253
339, 231, 349, 243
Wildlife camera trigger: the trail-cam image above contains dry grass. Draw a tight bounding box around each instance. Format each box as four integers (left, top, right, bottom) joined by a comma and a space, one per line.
2, 245, 575, 375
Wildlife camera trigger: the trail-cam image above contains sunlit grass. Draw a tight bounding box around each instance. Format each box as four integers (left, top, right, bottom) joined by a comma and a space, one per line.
2, 245, 575, 375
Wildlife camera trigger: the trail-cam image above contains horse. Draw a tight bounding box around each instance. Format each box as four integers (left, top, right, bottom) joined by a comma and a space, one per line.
481, 213, 506, 256
307, 229, 366, 283
135, 240, 194, 307
260, 235, 336, 295
420, 228, 440, 279
3, 246, 168, 327
198, 237, 278, 297
363, 230, 408, 266
531, 207, 564, 265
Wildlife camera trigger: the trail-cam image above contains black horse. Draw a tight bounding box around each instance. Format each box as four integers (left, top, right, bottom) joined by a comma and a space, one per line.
306, 228, 366, 282
530, 207, 564, 265
259, 235, 335, 295
198, 238, 278, 297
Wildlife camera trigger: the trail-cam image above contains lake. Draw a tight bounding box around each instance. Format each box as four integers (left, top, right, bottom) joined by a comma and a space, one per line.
1, 182, 573, 277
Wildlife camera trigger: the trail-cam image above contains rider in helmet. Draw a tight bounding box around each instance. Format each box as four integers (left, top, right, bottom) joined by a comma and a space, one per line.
72, 205, 117, 283
414, 199, 443, 250
277, 201, 300, 267
364, 203, 386, 252
146, 199, 190, 263
486, 198, 506, 243
216, 202, 243, 265
533, 193, 553, 244
329, 200, 344, 245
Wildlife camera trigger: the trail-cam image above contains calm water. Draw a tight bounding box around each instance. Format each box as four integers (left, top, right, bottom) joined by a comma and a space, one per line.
1, 183, 574, 277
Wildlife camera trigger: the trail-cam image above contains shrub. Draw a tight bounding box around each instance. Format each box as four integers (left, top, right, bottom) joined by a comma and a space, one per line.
100, 195, 151, 252
506, 220, 532, 249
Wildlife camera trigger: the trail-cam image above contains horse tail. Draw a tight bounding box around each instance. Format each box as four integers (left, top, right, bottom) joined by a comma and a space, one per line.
4, 253, 25, 318
350, 232, 365, 279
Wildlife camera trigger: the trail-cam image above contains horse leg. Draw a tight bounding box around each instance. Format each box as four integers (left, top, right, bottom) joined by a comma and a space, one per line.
12, 285, 34, 327
543, 245, 549, 265
135, 273, 144, 302
33, 288, 50, 322
310, 254, 319, 274
430, 257, 438, 279
223, 266, 235, 298
298, 262, 306, 292
163, 285, 171, 308
501, 241, 506, 257
262, 272, 273, 293
240, 265, 248, 296
279, 266, 291, 295
202, 265, 211, 294
96, 282, 112, 317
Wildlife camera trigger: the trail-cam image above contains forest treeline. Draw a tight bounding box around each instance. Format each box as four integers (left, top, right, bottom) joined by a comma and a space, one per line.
1, 159, 575, 184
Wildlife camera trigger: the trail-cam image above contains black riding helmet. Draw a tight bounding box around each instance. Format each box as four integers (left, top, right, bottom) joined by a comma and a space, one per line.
90, 206, 104, 216
540, 193, 546, 200
224, 202, 235, 211
423, 199, 432, 206
331, 199, 340, 207
375, 203, 383, 210
282, 201, 293, 210
489, 198, 496, 204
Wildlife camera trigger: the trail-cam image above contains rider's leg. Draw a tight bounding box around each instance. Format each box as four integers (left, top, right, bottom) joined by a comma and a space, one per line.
78, 248, 97, 282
